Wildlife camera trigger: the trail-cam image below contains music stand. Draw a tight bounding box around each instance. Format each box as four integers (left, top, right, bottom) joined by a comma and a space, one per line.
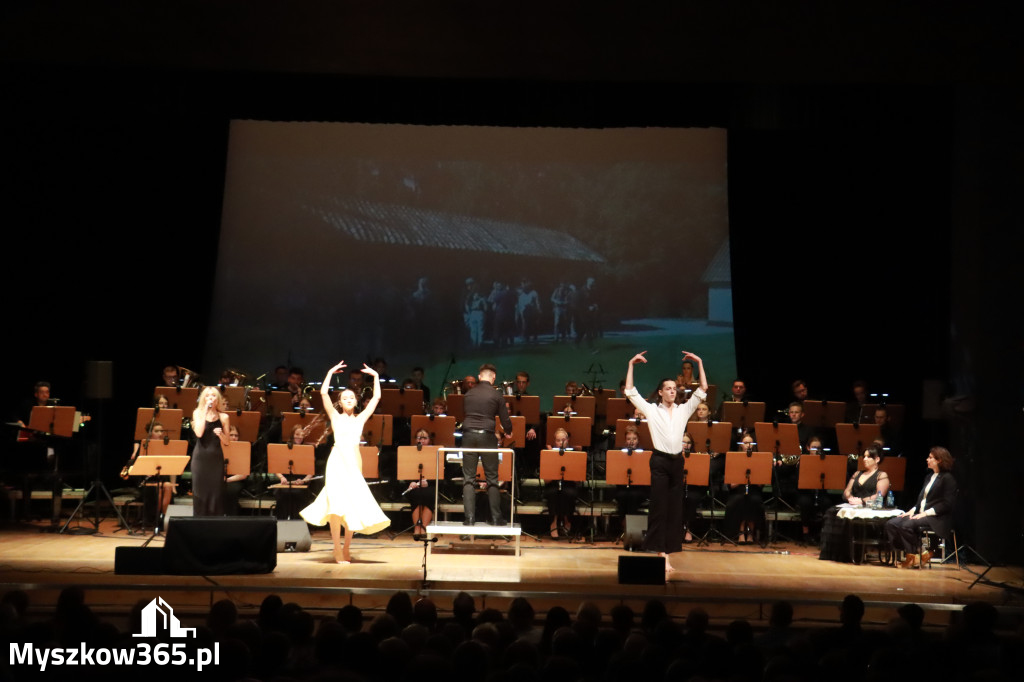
540, 448, 587, 540
266, 391, 295, 417
444, 394, 465, 422
230, 410, 261, 443
395, 444, 444, 537
835, 423, 882, 456
724, 450, 774, 546
754, 422, 802, 538
153, 386, 198, 411
544, 415, 593, 448
503, 395, 540, 424
686, 422, 734, 454
606, 448, 652, 486
379, 388, 424, 418
267, 443, 314, 519
673, 452, 715, 546
798, 454, 847, 502
133, 408, 183, 441
221, 386, 247, 411
497, 415, 526, 449
246, 389, 268, 418
410, 415, 456, 447
224, 441, 252, 478
876, 456, 906, 492
802, 401, 847, 430
281, 411, 328, 444
591, 388, 612, 418
688, 421, 733, 509
362, 415, 393, 447
718, 401, 766, 436
861, 402, 905, 428
605, 398, 638, 422
614, 419, 654, 450
359, 445, 381, 479
129, 453, 190, 546
28, 406, 77, 438
551, 395, 595, 420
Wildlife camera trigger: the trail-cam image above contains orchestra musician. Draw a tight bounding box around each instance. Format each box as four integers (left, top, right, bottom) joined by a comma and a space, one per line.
404, 428, 436, 540
724, 432, 766, 544
544, 428, 578, 540
624, 349, 709, 572
122, 422, 177, 521
613, 424, 650, 522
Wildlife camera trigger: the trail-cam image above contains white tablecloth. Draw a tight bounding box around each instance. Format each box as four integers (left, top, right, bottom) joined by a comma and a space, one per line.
835, 504, 903, 520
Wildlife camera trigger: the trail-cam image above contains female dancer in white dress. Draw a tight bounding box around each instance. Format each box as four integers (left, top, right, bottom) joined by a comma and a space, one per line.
300, 361, 390, 563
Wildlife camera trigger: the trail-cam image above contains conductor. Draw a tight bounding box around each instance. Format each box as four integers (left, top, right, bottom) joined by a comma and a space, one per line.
461, 363, 513, 532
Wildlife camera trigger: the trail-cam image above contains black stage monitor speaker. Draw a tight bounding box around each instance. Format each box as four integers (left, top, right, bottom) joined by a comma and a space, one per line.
114, 546, 165, 575
163, 503, 193, 532
165, 517, 277, 575
618, 554, 665, 585
623, 514, 647, 551
85, 360, 113, 400
277, 519, 312, 552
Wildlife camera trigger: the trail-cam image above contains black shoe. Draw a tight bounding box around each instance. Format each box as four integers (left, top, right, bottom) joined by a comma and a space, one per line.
464, 518, 475, 527
490, 518, 506, 527
459, 534, 472, 542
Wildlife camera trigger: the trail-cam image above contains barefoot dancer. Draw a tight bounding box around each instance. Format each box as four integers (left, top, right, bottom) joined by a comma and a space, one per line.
301, 361, 390, 563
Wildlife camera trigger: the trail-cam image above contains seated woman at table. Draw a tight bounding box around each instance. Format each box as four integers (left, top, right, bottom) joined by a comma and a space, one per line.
818, 444, 890, 562
885, 446, 956, 569
404, 428, 437, 540
723, 431, 766, 545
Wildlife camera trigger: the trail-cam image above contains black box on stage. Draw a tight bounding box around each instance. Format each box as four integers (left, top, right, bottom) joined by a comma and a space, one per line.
114, 546, 165, 575
277, 519, 312, 552
165, 517, 277, 575
617, 554, 665, 585
623, 514, 647, 551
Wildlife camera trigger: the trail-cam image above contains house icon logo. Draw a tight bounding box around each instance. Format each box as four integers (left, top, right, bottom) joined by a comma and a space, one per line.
133, 597, 197, 638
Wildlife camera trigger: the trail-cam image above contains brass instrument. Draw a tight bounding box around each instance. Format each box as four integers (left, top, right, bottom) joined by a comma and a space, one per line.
777, 453, 801, 465
220, 368, 248, 386
178, 366, 201, 389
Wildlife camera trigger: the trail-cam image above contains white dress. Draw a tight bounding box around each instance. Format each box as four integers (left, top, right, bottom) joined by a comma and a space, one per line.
300, 413, 391, 534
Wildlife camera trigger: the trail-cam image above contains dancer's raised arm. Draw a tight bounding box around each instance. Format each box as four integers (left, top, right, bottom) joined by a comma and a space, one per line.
321, 361, 347, 418
358, 364, 381, 421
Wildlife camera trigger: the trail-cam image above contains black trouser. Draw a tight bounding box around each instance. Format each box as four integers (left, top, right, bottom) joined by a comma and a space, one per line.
644, 450, 685, 554
462, 430, 503, 524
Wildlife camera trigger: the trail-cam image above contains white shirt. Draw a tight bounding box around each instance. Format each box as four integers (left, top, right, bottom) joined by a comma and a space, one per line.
624, 386, 707, 454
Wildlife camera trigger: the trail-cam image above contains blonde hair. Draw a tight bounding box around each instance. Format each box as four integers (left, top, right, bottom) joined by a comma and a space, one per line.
196, 386, 225, 411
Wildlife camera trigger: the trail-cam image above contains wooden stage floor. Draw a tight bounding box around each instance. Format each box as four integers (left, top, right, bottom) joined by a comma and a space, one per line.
1, 519, 1021, 628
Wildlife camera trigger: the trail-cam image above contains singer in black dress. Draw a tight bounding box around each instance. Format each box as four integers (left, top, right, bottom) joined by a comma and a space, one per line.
191, 386, 231, 516
818, 445, 889, 562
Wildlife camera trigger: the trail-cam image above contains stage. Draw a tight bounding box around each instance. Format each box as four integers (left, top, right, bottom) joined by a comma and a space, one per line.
2, 518, 1021, 631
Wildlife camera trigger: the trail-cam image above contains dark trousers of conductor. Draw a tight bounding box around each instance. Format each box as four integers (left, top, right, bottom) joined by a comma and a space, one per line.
644, 451, 685, 554
462, 430, 503, 525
